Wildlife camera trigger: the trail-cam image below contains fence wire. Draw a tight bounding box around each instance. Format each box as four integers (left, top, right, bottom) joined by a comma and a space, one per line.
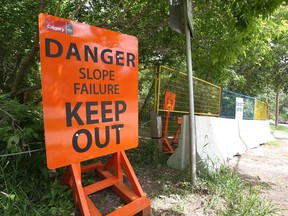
147, 66, 221, 143
157, 66, 221, 116
138, 66, 269, 143
220, 90, 255, 120
138, 67, 156, 137
254, 99, 269, 120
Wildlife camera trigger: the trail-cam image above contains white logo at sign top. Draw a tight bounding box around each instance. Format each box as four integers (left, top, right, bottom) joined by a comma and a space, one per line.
47, 24, 65, 33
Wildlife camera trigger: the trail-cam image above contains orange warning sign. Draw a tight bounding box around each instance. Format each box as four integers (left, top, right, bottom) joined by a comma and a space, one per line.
38, 13, 138, 169
164, 91, 176, 111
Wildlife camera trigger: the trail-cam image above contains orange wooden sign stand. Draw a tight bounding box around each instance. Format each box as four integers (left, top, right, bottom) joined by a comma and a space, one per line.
63, 151, 151, 216
38, 13, 151, 215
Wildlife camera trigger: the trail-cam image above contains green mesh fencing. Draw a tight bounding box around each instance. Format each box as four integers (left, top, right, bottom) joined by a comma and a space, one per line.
220, 90, 255, 120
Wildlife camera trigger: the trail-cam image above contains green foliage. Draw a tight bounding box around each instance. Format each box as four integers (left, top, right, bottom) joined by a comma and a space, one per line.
0, 96, 44, 155
0, 153, 74, 216
0, 96, 73, 215
0, 0, 40, 93
127, 140, 169, 169
266, 140, 280, 147
0, 96, 72, 215
1, 1, 288, 214
199, 166, 277, 215
271, 124, 288, 133
227, 4, 288, 94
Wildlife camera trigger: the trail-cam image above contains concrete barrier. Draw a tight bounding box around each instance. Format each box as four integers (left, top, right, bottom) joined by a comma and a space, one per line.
167, 115, 190, 170
167, 116, 275, 170
238, 120, 275, 149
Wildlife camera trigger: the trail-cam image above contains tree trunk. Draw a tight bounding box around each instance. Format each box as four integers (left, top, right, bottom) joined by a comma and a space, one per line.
10, 41, 39, 98
9, 0, 44, 98
275, 87, 280, 128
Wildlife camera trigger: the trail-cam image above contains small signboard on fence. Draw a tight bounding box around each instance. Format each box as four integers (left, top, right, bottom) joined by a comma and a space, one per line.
235, 97, 244, 120
164, 91, 176, 111
39, 13, 139, 169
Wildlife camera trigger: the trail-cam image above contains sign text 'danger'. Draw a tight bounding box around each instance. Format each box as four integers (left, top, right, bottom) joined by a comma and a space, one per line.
39, 13, 138, 169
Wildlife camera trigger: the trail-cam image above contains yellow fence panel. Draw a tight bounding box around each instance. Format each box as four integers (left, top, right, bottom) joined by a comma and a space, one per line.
156, 66, 221, 116
254, 99, 268, 120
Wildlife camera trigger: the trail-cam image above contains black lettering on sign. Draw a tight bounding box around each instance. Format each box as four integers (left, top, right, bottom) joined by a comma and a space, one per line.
66, 43, 81, 60
71, 125, 124, 152
44, 38, 136, 67
66, 102, 84, 127
127, 52, 136, 67
65, 101, 127, 126
95, 126, 110, 148
86, 102, 99, 124
101, 101, 113, 123
65, 100, 128, 152
112, 124, 124, 144
72, 129, 92, 153
84, 45, 98, 62
45, 38, 63, 58
115, 101, 126, 121
116, 50, 124, 66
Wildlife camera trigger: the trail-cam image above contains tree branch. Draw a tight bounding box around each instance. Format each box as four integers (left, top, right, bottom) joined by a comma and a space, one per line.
14, 85, 41, 97
55, 0, 63, 16
123, 2, 151, 31
98, 0, 137, 28
69, 0, 89, 20
10, 0, 44, 98
39, 0, 44, 13
98, 0, 125, 25
10, 41, 40, 97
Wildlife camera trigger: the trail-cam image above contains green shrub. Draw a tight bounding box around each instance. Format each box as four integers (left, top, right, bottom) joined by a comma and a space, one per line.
0, 96, 74, 215
0, 95, 44, 155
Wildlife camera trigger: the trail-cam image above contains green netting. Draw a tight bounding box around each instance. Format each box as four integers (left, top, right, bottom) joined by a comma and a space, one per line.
220, 90, 255, 120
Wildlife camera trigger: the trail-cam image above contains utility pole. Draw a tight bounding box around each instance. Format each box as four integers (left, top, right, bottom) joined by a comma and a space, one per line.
169, 0, 196, 185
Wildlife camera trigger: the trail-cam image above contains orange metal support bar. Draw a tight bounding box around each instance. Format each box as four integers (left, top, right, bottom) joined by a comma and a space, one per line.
83, 177, 118, 195
162, 112, 174, 154
115, 151, 123, 183
70, 164, 91, 216
107, 197, 151, 216
120, 151, 145, 197
95, 166, 140, 203
63, 151, 151, 216
171, 117, 182, 145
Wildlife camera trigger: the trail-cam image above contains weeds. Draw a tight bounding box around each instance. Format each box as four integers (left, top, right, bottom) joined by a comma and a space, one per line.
270, 124, 288, 134
0, 153, 74, 216
199, 165, 277, 215
266, 140, 280, 147
129, 139, 276, 215
127, 139, 169, 169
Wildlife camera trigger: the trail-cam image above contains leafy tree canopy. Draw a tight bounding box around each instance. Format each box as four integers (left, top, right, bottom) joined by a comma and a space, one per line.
0, 0, 287, 97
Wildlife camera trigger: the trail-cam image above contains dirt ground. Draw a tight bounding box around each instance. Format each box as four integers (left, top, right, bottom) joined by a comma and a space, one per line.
83, 131, 288, 215
229, 131, 288, 216
143, 130, 288, 215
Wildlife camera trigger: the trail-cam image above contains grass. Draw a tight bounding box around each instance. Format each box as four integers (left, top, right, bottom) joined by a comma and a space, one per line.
0, 153, 74, 216
198, 166, 277, 215
0, 139, 277, 215
129, 140, 277, 216
270, 124, 288, 133
266, 140, 280, 147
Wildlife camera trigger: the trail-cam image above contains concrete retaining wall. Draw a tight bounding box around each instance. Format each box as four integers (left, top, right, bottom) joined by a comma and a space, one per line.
167, 115, 275, 170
